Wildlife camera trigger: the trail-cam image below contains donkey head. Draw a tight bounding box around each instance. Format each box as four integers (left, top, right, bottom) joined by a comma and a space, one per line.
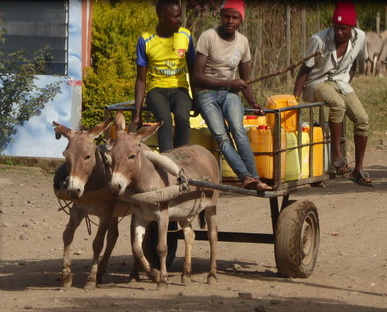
53, 118, 113, 199
109, 111, 162, 197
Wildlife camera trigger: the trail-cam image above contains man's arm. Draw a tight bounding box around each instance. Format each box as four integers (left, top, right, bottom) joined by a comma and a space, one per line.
349, 61, 357, 82
193, 52, 248, 90
186, 36, 195, 90
238, 61, 264, 114
293, 63, 312, 99
130, 65, 146, 132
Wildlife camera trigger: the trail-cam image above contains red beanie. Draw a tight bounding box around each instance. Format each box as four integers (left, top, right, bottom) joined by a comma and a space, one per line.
332, 1, 357, 26
222, 0, 245, 21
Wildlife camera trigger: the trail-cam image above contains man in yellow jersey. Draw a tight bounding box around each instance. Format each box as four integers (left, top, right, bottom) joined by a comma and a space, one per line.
131, 0, 195, 153
131, 0, 195, 269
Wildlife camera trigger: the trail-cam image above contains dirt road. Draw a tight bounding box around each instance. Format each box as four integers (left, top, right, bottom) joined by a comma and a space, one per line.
0, 146, 386, 312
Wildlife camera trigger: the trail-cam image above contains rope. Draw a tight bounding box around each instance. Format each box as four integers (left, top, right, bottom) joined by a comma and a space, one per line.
57, 188, 131, 236
177, 168, 190, 193
85, 216, 92, 235
117, 206, 132, 224
57, 197, 72, 215
166, 175, 210, 233
56, 183, 99, 235
56, 186, 72, 215
246, 51, 321, 85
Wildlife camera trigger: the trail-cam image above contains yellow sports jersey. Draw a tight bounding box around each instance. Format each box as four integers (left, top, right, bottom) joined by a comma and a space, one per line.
136, 27, 195, 90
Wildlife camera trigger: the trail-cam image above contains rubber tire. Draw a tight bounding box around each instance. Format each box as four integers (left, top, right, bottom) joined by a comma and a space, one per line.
274, 200, 320, 278
143, 221, 178, 270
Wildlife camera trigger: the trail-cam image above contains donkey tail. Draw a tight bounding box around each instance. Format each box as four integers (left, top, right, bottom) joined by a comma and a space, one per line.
199, 210, 206, 229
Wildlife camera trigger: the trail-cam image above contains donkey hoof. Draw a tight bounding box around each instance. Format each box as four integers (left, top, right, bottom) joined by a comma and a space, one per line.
181, 274, 192, 284
128, 271, 140, 283
151, 269, 161, 283
207, 274, 218, 285
83, 279, 97, 290
96, 271, 105, 285
157, 281, 168, 290
61, 272, 72, 288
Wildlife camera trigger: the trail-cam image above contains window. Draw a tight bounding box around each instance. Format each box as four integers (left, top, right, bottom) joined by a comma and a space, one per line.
0, 0, 69, 75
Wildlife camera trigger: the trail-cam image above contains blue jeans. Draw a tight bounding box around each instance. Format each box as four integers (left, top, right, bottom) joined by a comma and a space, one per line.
146, 87, 192, 153
195, 90, 259, 181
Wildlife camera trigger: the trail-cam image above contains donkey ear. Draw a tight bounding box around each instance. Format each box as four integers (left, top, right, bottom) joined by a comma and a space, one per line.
114, 111, 126, 131
88, 117, 114, 140
135, 121, 163, 142
53, 121, 72, 140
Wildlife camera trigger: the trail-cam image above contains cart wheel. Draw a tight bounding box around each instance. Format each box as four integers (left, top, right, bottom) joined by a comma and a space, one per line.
143, 221, 178, 270
274, 200, 320, 278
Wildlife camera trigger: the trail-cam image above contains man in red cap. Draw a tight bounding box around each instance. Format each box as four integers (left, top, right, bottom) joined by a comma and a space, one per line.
293, 1, 372, 186
193, 0, 272, 191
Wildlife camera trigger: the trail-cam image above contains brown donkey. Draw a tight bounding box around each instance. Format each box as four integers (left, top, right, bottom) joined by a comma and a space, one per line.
109, 111, 220, 289
53, 118, 134, 289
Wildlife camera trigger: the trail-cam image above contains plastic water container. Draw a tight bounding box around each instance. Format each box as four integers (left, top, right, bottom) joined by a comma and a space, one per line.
248, 125, 286, 180
189, 124, 221, 173
221, 126, 252, 180
266, 94, 298, 132
323, 122, 331, 172
190, 127, 217, 151
284, 132, 301, 181
221, 156, 236, 179
190, 115, 206, 128
300, 129, 310, 179
243, 115, 267, 126
305, 126, 324, 176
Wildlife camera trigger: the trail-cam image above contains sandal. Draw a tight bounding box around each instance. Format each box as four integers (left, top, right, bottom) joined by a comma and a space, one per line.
242, 176, 258, 190
333, 158, 353, 175
255, 179, 273, 192
348, 170, 374, 187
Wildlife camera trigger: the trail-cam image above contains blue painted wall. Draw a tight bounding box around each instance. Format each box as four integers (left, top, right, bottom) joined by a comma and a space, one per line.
3, 0, 82, 158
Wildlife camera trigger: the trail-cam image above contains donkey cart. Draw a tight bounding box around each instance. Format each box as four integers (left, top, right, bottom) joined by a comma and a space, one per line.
105, 99, 345, 279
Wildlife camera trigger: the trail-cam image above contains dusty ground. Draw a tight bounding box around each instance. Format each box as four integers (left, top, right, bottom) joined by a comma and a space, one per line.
0, 145, 386, 312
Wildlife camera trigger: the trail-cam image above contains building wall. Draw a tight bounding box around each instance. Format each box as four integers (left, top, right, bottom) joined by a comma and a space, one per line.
3, 0, 85, 158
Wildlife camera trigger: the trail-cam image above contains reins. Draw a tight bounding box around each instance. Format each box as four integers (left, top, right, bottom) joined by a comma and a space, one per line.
163, 172, 209, 233
56, 184, 131, 236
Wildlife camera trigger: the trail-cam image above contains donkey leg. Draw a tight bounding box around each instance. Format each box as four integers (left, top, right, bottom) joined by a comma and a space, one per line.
97, 217, 119, 285
62, 204, 85, 288
156, 206, 169, 290
181, 223, 195, 284
84, 212, 112, 290
206, 206, 218, 285
128, 214, 144, 283
130, 214, 155, 282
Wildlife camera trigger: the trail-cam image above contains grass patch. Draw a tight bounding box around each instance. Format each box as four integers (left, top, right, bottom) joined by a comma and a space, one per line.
351, 76, 387, 147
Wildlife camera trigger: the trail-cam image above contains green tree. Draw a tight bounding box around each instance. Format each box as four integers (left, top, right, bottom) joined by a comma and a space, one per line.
0, 23, 61, 154
82, 0, 158, 128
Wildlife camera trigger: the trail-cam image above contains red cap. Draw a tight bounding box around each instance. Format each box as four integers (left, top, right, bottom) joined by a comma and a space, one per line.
332, 1, 357, 26
222, 0, 245, 21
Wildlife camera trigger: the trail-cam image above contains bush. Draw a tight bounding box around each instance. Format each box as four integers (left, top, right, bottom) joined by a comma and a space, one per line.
81, 0, 158, 129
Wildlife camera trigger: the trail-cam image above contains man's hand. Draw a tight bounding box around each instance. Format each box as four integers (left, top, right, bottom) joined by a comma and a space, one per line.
251, 102, 266, 116
130, 110, 142, 133
229, 78, 249, 91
